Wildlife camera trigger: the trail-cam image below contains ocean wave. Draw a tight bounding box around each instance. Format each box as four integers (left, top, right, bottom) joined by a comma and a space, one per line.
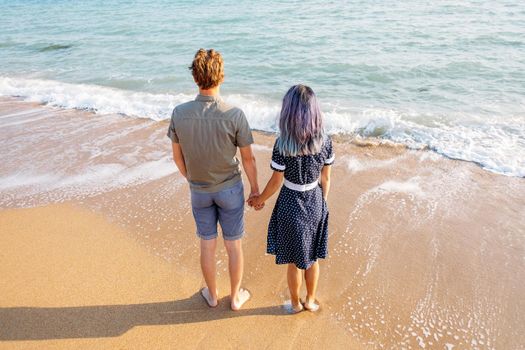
0, 76, 191, 121
0, 76, 523, 177
39, 44, 74, 52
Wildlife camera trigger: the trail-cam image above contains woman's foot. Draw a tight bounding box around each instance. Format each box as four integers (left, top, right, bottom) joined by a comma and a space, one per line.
303, 297, 320, 312
291, 299, 304, 314
200, 287, 218, 308
231, 288, 251, 311
283, 299, 304, 314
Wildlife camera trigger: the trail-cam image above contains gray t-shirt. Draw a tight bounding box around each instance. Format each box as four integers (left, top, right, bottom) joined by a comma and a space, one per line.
167, 94, 254, 193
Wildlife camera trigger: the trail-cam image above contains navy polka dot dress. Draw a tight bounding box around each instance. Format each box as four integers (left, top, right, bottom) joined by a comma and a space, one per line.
267, 136, 335, 270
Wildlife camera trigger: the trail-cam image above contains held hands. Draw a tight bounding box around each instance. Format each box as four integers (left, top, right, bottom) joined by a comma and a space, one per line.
247, 192, 265, 211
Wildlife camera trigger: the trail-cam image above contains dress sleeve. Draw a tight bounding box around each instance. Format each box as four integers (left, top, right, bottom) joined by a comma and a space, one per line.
166, 109, 179, 143
270, 140, 286, 172
324, 137, 335, 165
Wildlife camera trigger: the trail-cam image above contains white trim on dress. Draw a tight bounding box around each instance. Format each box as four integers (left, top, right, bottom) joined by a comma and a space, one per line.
271, 160, 286, 170
283, 179, 319, 192
325, 154, 335, 165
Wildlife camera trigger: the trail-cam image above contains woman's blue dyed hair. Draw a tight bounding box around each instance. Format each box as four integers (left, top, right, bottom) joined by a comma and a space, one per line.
277, 84, 324, 156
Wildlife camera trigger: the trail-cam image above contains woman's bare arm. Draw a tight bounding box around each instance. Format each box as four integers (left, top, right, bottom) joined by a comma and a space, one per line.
251, 171, 284, 208
320, 165, 331, 200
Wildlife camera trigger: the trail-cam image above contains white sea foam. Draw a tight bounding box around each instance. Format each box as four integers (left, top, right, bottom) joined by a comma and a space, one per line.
373, 178, 424, 197
116, 157, 176, 185
345, 154, 407, 174
0, 157, 177, 205
0, 76, 190, 121
251, 144, 272, 152
346, 158, 367, 173
0, 111, 54, 128
1, 76, 524, 177
0, 173, 60, 190
0, 108, 45, 120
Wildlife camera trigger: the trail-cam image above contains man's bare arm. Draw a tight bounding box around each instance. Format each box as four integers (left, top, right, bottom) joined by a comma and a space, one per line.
171, 142, 187, 178
239, 145, 259, 197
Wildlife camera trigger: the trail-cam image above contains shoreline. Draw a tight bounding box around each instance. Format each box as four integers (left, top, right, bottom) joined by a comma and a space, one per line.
1, 98, 524, 349
1, 79, 523, 178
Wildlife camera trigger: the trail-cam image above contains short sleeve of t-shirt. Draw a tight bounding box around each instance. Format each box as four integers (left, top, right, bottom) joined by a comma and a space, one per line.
270, 140, 286, 172
167, 109, 179, 143
324, 137, 335, 165
235, 111, 254, 147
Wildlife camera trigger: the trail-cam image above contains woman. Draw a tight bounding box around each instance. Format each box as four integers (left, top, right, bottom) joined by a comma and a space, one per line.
249, 84, 334, 313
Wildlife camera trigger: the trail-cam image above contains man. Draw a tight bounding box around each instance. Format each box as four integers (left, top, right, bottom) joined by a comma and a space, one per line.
167, 48, 259, 310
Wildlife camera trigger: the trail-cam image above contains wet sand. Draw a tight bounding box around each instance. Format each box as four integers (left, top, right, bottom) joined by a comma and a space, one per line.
1, 97, 524, 349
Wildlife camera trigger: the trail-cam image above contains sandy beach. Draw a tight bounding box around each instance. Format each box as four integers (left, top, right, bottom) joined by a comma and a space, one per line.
1, 98, 524, 349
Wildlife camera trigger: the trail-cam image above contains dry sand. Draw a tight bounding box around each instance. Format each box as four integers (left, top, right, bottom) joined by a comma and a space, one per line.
1, 98, 524, 349
0, 204, 356, 349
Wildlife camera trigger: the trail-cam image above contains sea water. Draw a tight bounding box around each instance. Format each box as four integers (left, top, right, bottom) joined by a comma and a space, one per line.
0, 0, 524, 177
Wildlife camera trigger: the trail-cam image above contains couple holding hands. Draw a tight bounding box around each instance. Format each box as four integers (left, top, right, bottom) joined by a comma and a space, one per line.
168, 49, 334, 314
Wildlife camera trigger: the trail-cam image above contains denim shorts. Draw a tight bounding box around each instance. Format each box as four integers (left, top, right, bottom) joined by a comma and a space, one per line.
190, 180, 245, 241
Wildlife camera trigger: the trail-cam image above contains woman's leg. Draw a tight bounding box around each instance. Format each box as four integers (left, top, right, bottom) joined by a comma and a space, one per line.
287, 264, 303, 311
304, 261, 319, 309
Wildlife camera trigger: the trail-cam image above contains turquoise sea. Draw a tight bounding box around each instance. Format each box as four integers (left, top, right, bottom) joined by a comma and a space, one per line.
0, 0, 524, 176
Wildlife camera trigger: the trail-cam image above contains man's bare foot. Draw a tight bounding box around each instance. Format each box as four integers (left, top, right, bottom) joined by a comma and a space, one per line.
303, 297, 320, 312
200, 287, 218, 308
231, 288, 251, 311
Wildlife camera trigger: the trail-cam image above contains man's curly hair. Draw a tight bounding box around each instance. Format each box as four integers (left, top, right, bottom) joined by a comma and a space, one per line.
189, 48, 224, 90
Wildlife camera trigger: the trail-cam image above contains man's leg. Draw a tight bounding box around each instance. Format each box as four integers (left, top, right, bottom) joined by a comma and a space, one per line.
191, 188, 219, 306
215, 181, 249, 310
200, 238, 218, 307
224, 238, 249, 310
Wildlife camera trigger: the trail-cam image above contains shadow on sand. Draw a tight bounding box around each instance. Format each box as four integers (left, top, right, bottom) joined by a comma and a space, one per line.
0, 292, 286, 341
